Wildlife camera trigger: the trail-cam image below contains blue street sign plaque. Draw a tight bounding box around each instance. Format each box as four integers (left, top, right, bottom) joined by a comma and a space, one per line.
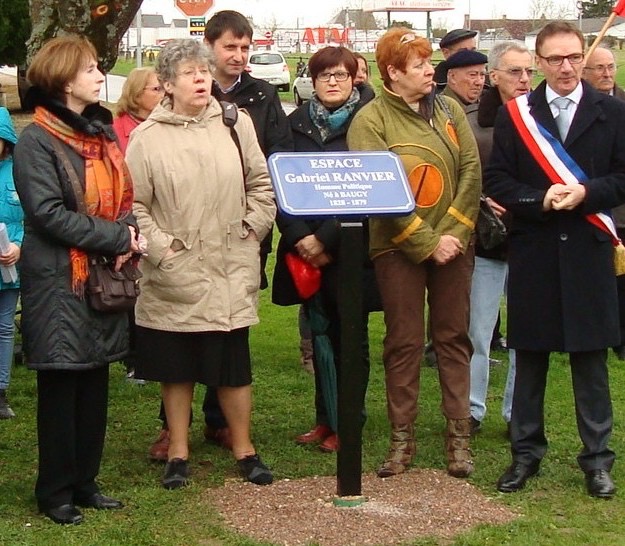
268, 151, 414, 217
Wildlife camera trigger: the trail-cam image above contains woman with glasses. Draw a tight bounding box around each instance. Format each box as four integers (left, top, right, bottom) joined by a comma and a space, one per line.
126, 39, 276, 489
347, 28, 481, 479
272, 46, 379, 453
113, 67, 163, 154
112, 68, 164, 387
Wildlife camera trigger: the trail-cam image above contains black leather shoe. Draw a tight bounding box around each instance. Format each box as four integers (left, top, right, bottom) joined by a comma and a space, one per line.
75, 493, 123, 509
585, 469, 616, 499
496, 461, 540, 493
43, 504, 83, 525
162, 457, 190, 489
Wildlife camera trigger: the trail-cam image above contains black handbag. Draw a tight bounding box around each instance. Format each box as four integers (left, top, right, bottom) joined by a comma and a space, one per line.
476, 195, 507, 250
50, 137, 142, 313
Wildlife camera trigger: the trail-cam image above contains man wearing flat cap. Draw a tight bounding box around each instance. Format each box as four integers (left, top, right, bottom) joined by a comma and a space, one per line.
442, 49, 488, 108
435, 28, 478, 90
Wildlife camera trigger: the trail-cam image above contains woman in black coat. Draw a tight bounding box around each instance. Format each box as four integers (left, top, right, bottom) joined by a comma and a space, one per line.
13, 36, 139, 525
272, 46, 378, 453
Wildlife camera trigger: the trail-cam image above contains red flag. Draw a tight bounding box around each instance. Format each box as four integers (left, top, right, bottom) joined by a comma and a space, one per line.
614, 0, 625, 16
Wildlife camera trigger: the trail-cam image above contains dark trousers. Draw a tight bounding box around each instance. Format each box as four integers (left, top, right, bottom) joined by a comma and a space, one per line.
510, 349, 615, 472
202, 388, 227, 429
35, 366, 109, 510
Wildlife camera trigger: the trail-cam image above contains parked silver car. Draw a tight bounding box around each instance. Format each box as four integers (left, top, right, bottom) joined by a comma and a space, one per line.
293, 64, 314, 106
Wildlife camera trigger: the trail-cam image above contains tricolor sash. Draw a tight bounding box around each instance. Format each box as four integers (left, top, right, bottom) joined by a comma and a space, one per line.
507, 93, 625, 275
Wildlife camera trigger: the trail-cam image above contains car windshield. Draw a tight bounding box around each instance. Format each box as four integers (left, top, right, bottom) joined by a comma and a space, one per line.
249, 53, 283, 65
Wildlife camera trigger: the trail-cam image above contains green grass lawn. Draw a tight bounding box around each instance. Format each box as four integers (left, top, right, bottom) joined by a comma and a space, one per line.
1, 243, 625, 544
5, 42, 625, 546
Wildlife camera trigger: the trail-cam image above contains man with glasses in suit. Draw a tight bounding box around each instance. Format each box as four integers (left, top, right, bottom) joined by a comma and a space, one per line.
486, 21, 625, 498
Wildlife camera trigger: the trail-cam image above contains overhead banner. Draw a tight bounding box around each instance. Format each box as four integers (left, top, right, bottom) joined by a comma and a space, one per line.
362, 0, 455, 11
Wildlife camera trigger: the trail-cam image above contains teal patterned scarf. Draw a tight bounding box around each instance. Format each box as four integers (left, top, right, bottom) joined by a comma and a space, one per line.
308, 88, 360, 142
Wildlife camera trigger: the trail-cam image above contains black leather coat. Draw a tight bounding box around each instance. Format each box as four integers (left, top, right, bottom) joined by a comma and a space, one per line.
13, 89, 135, 370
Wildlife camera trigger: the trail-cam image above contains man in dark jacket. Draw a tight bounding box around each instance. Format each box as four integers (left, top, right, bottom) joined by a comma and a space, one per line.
147, 10, 293, 461
205, 10, 292, 292
583, 45, 625, 360
486, 21, 625, 499
464, 41, 533, 435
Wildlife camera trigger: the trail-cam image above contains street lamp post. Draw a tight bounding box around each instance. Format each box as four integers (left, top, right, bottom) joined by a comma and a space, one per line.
577, 0, 583, 32
136, 7, 142, 68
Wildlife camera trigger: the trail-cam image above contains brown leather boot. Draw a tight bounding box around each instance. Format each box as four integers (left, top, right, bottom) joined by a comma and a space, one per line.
446, 418, 474, 478
377, 424, 416, 478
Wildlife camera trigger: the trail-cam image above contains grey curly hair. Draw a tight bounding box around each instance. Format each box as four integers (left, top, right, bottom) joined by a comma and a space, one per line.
155, 39, 214, 83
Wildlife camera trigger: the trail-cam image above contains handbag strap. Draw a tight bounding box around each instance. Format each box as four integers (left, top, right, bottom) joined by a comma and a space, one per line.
49, 136, 87, 214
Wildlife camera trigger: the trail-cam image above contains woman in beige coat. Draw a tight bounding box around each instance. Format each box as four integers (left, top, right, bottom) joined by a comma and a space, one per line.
126, 39, 275, 489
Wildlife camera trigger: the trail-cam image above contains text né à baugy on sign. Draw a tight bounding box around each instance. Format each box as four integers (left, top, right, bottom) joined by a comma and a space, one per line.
284, 157, 397, 208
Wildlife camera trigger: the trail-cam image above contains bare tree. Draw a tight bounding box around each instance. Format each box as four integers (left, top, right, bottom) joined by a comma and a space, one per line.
261, 14, 281, 34
528, 0, 575, 20
432, 16, 451, 39
28, 0, 143, 71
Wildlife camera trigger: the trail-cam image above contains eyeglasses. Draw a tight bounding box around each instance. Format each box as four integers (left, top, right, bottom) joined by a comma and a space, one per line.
317, 71, 350, 82
584, 63, 617, 73
399, 33, 418, 45
492, 67, 537, 79
538, 53, 584, 66
177, 66, 210, 78
144, 86, 163, 92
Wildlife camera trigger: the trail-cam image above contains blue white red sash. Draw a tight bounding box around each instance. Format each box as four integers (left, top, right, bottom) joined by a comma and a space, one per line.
506, 93, 621, 247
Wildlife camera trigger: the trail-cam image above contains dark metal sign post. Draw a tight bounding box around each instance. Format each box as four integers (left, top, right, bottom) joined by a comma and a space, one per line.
336, 220, 365, 500
268, 152, 413, 504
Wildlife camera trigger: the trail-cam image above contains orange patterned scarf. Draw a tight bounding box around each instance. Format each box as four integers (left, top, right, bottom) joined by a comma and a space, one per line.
33, 106, 134, 296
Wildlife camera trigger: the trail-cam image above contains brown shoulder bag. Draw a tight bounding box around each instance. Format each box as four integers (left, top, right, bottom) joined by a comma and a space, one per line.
50, 136, 142, 313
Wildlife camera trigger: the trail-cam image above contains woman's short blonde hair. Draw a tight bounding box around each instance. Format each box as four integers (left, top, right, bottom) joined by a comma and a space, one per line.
375, 27, 432, 88
116, 67, 157, 116
27, 35, 98, 102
